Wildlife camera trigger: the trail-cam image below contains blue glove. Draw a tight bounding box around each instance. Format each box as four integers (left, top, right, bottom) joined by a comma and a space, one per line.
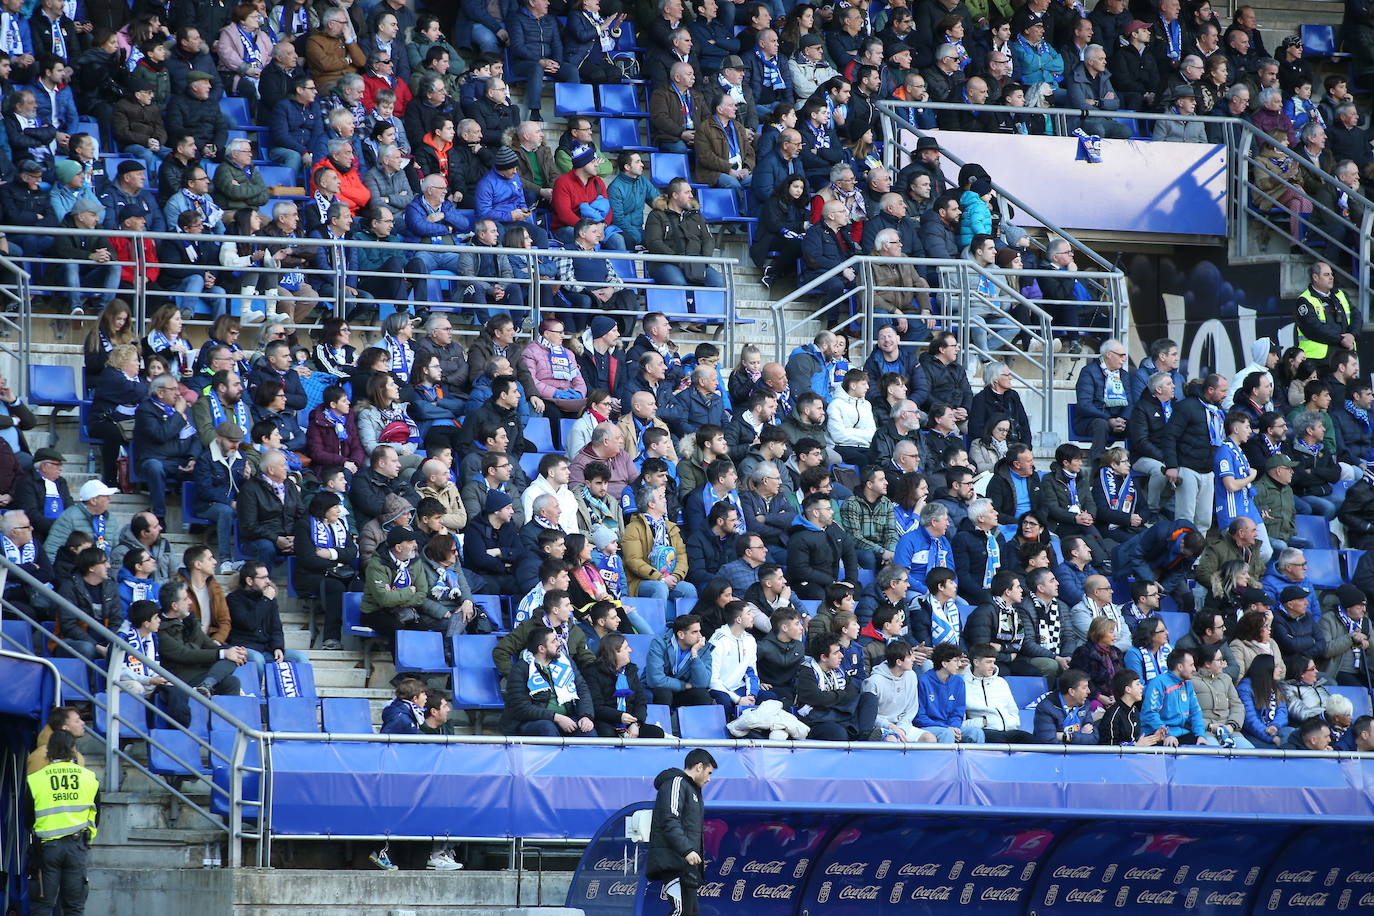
553, 389, 581, 400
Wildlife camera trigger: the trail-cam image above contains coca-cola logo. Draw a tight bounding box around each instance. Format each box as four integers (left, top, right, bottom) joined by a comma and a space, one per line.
1065, 888, 1108, 903
1277, 870, 1319, 883
1124, 867, 1167, 881
1287, 892, 1330, 907
593, 857, 628, 871
970, 864, 1014, 877
909, 885, 954, 901
1197, 868, 1239, 882
1348, 871, 1374, 883
838, 885, 881, 900
608, 881, 637, 896
1205, 891, 1248, 906
1359, 893, 1374, 907
824, 862, 867, 876
1053, 865, 1095, 879
981, 887, 1023, 902
751, 884, 796, 899
742, 860, 786, 874
698, 882, 725, 898
1136, 889, 1178, 904
898, 863, 939, 876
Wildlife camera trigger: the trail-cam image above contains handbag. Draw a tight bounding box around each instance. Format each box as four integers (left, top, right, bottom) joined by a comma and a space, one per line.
378, 419, 412, 443
325, 564, 358, 584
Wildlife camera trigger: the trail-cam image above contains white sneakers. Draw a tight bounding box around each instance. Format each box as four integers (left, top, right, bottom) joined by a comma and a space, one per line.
218, 560, 244, 576
426, 850, 463, 871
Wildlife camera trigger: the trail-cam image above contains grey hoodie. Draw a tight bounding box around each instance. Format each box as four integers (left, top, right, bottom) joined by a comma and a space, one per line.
863, 660, 923, 731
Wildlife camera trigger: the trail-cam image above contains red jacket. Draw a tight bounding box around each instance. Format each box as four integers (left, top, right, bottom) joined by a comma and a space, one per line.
551, 170, 612, 232
305, 403, 366, 473
111, 236, 159, 285
311, 157, 371, 215
362, 72, 412, 116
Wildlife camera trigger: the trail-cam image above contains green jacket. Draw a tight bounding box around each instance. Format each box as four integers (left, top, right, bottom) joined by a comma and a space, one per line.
361, 550, 432, 617
1193, 531, 1266, 595
493, 614, 596, 679
1254, 475, 1295, 542
44, 505, 104, 563
212, 160, 270, 210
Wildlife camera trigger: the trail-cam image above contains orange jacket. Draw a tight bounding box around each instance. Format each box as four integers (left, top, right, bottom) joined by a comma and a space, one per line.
311, 156, 372, 215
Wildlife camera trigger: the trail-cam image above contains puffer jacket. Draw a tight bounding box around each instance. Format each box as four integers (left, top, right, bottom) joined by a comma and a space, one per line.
112, 96, 168, 149
643, 200, 714, 261
1192, 668, 1244, 732
962, 666, 1023, 732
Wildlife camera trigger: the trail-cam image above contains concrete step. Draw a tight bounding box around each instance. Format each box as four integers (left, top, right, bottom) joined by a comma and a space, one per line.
230, 869, 576, 913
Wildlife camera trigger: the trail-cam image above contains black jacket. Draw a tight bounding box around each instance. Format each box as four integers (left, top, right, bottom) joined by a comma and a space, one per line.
786, 519, 858, 596
684, 528, 736, 588
291, 512, 359, 596
470, 95, 520, 147
647, 767, 705, 883
238, 475, 302, 542
458, 398, 529, 454
55, 574, 122, 646
349, 467, 410, 527
795, 661, 862, 726
499, 652, 594, 733
165, 90, 230, 152
1285, 440, 1339, 498
1339, 480, 1374, 549
583, 661, 651, 733
133, 397, 199, 464
969, 386, 1031, 446
952, 520, 1011, 606
1160, 395, 1219, 473
246, 364, 308, 412
867, 420, 919, 466
1037, 468, 1098, 534
756, 633, 805, 697
1110, 43, 1161, 99
14, 469, 73, 542
986, 466, 1044, 525
919, 353, 972, 412
964, 600, 1033, 668
226, 587, 286, 654
1128, 395, 1170, 464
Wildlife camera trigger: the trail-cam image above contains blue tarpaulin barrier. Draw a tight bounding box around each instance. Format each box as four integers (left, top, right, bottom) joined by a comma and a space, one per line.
567, 804, 1374, 915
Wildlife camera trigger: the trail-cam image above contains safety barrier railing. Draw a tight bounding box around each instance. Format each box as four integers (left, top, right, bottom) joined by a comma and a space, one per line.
0, 559, 263, 866
766, 255, 1125, 445
876, 99, 1373, 319
0, 252, 32, 396
0, 224, 740, 389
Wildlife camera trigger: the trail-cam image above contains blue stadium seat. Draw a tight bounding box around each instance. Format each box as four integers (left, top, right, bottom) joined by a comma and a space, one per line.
1006, 675, 1049, 709
644, 703, 672, 732
51, 657, 95, 704
255, 164, 297, 187
211, 695, 262, 731
855, 567, 876, 590
342, 592, 378, 681
264, 661, 316, 697
1301, 24, 1346, 58
697, 188, 758, 237
452, 634, 499, 670
646, 287, 690, 319
1305, 549, 1342, 589
29, 364, 86, 443
94, 692, 151, 741
674, 597, 695, 619
519, 451, 543, 479
1159, 611, 1189, 644
624, 633, 653, 665
472, 594, 506, 631
1344, 550, 1366, 579
796, 599, 821, 618
396, 630, 449, 673
525, 417, 558, 452
1294, 514, 1333, 549
676, 704, 728, 739
148, 729, 208, 776
557, 417, 577, 451
554, 83, 602, 118
650, 152, 690, 188
2, 619, 33, 654
599, 117, 654, 152
321, 697, 374, 734
267, 696, 321, 732
623, 596, 667, 629
452, 666, 504, 709
599, 84, 647, 117
955, 596, 973, 625
219, 95, 266, 134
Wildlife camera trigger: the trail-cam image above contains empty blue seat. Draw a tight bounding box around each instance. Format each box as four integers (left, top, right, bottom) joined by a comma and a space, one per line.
698, 187, 758, 233
674, 597, 695, 619
519, 451, 543, 479
322, 697, 374, 734
855, 567, 876, 590
796, 599, 822, 618
2, 619, 33, 654
650, 152, 690, 188
525, 417, 558, 452
1301, 23, 1344, 57
1294, 514, 1333, 549
452, 634, 499, 670
29, 364, 86, 442
554, 83, 601, 118
1305, 549, 1342, 589
396, 630, 449, 673
646, 288, 690, 320
599, 84, 647, 117
624, 633, 653, 666
50, 657, 94, 704
599, 117, 653, 152
471, 594, 506, 631
94, 692, 151, 741
1158, 611, 1190, 644
218, 95, 265, 132
644, 703, 673, 732
267, 696, 321, 732
1344, 550, 1367, 579
452, 666, 504, 709
264, 661, 316, 697
255, 164, 297, 187
676, 704, 727, 739
148, 729, 208, 776
1005, 675, 1049, 709
211, 695, 262, 731
623, 596, 667, 628
343, 593, 379, 680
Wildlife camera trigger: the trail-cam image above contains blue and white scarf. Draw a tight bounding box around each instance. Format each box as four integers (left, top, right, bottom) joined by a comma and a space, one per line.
384, 335, 413, 377
931, 596, 961, 646
983, 531, 1000, 589
237, 25, 263, 68
756, 49, 784, 89
206, 388, 250, 431
324, 408, 349, 440
310, 516, 348, 549
92, 512, 108, 553
521, 649, 579, 706
1137, 643, 1171, 683
1158, 15, 1181, 60
42, 478, 64, 519
1102, 365, 1127, 408
541, 337, 577, 381
0, 534, 35, 565
1337, 606, 1365, 669
1203, 401, 1224, 446
389, 555, 412, 589
1099, 468, 1136, 527
796, 658, 845, 718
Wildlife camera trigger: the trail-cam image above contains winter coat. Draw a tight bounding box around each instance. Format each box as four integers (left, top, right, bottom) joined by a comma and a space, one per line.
179, 570, 232, 644
583, 661, 652, 733
239, 474, 302, 542
1033, 691, 1098, 744
226, 587, 286, 654
644, 630, 713, 694
112, 96, 168, 149
962, 667, 1024, 732
1316, 609, 1373, 681
647, 767, 705, 882
1237, 678, 1289, 744
158, 611, 240, 687
786, 517, 859, 595
621, 512, 689, 596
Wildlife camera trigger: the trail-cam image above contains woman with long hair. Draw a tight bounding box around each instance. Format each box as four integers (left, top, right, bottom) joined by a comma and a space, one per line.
750, 176, 809, 289
1202, 558, 1252, 623
84, 299, 135, 381
756, 104, 798, 162
691, 577, 736, 638
891, 473, 929, 536
292, 491, 359, 650
142, 304, 193, 378
1229, 610, 1287, 684
970, 416, 1012, 476
1069, 615, 1125, 704
195, 314, 255, 378
312, 316, 358, 378
1237, 653, 1292, 747
582, 632, 667, 739
1011, 510, 1051, 550
1274, 346, 1309, 410
356, 371, 422, 469
564, 533, 653, 633
251, 378, 309, 452
350, 346, 392, 395
778, 3, 818, 58
727, 343, 764, 409
406, 351, 464, 451
219, 208, 274, 320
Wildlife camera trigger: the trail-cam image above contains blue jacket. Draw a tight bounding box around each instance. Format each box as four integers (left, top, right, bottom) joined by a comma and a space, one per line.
1271, 604, 1326, 659
750, 149, 803, 208
192, 447, 252, 510
786, 343, 835, 404
1074, 360, 1130, 431
116, 569, 161, 616
98, 184, 166, 233
893, 525, 953, 594
508, 7, 562, 69
607, 173, 658, 243
1032, 692, 1098, 744
799, 221, 851, 285
475, 167, 529, 224
1011, 36, 1064, 87
133, 397, 199, 464
380, 697, 422, 734
1140, 671, 1205, 738
1053, 559, 1099, 609
914, 669, 966, 728
403, 195, 468, 244
26, 81, 78, 133
1237, 678, 1289, 745
673, 386, 727, 430
745, 48, 796, 111
1112, 519, 1199, 585
1127, 357, 1187, 404
269, 98, 325, 156
643, 631, 712, 693
957, 190, 992, 248
1261, 567, 1321, 620
406, 383, 466, 435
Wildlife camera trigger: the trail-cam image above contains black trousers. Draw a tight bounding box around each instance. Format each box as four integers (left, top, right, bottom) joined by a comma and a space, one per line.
651, 686, 714, 708
805, 691, 878, 741
983, 728, 1035, 743
163, 659, 242, 727
35, 833, 89, 916
88, 415, 129, 482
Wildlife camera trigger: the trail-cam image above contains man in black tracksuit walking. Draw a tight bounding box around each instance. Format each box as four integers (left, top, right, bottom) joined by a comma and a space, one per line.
648, 748, 717, 916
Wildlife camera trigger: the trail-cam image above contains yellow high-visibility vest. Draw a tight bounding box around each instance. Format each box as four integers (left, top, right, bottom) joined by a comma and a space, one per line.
1295, 287, 1355, 361
26, 760, 98, 843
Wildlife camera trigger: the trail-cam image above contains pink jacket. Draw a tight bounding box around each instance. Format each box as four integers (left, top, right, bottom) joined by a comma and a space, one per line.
521, 339, 588, 413
214, 25, 275, 82
568, 443, 637, 499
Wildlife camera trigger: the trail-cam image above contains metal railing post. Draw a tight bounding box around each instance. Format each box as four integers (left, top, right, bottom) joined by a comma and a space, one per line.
1360, 209, 1373, 324
860, 260, 875, 349
104, 657, 121, 792
333, 240, 347, 318
724, 259, 737, 364
955, 264, 972, 359
132, 236, 148, 338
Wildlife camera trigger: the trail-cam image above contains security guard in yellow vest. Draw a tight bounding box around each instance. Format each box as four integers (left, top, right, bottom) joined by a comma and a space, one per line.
1296, 261, 1360, 362
26, 730, 98, 916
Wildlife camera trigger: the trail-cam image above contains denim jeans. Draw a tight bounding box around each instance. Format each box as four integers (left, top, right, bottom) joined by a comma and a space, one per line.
1295, 493, 1338, 519
637, 578, 698, 603
168, 274, 226, 317
412, 249, 464, 307
242, 537, 286, 569
649, 264, 724, 290
199, 502, 236, 562
122, 143, 168, 174
658, 140, 691, 153
269, 147, 304, 177
468, 22, 502, 53
715, 173, 750, 191
139, 457, 185, 518
925, 723, 986, 744
60, 261, 119, 310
